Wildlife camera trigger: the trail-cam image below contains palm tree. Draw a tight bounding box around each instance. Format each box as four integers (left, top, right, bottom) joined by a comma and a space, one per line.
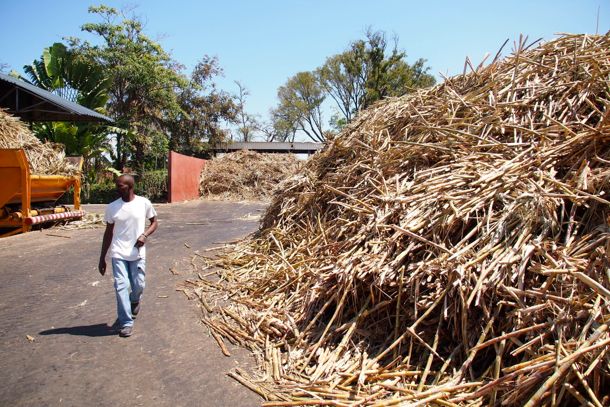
22, 43, 112, 195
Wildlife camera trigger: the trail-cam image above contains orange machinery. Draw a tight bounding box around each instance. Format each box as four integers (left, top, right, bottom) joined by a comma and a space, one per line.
0, 149, 85, 238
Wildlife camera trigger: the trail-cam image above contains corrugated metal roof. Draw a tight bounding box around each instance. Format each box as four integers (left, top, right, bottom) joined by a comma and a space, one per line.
0, 72, 112, 123
214, 141, 324, 153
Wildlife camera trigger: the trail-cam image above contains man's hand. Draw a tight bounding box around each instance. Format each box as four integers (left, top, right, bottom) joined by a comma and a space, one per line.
98, 258, 106, 276
135, 234, 147, 248
100, 223, 113, 276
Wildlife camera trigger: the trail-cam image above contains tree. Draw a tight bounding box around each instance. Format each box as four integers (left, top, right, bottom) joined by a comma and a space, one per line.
318, 29, 436, 126
70, 5, 187, 172
257, 121, 277, 142
318, 52, 364, 124
273, 71, 326, 142
21, 42, 111, 183
234, 81, 259, 142
263, 107, 298, 142
23, 43, 109, 109
168, 56, 238, 156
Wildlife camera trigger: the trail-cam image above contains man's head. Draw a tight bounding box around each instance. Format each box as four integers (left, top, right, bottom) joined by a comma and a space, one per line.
116, 174, 135, 201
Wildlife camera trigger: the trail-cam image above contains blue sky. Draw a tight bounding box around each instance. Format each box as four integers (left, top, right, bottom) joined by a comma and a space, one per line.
1, 1, 608, 130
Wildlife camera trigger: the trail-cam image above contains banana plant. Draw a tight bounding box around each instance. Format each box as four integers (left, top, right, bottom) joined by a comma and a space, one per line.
22, 43, 113, 178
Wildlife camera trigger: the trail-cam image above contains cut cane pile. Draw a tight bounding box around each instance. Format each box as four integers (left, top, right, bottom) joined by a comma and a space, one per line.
199, 150, 302, 201
0, 109, 79, 175
195, 33, 610, 406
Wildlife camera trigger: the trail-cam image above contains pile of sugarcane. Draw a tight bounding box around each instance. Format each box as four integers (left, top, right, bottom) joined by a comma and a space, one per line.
199, 150, 302, 201
59, 212, 104, 230
194, 33, 610, 406
0, 109, 79, 175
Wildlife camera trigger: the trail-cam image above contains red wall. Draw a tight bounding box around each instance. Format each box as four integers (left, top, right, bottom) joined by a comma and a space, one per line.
168, 151, 207, 203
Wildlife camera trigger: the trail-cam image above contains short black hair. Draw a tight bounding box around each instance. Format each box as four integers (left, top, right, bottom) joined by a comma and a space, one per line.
116, 174, 135, 188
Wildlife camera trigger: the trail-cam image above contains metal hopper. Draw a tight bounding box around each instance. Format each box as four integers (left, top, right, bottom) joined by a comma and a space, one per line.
0, 149, 84, 237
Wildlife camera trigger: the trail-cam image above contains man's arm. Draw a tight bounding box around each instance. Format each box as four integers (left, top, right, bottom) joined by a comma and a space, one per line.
99, 223, 114, 275
135, 216, 158, 248
145, 216, 158, 237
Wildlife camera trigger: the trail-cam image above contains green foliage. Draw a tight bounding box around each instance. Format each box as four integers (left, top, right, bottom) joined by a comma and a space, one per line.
17, 4, 249, 186
23, 42, 110, 109
82, 169, 168, 203
32, 121, 110, 158
85, 180, 117, 204
329, 112, 348, 132
66, 6, 239, 167
266, 107, 298, 142
134, 170, 168, 202
318, 29, 436, 122
168, 56, 238, 156
234, 81, 259, 142
270, 29, 436, 140
22, 42, 112, 181
272, 71, 326, 142
70, 5, 187, 172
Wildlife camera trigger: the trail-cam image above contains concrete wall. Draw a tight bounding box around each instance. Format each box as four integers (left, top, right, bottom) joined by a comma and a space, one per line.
168, 151, 206, 203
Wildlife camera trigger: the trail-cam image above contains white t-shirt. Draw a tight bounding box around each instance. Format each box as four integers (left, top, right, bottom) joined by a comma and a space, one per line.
104, 195, 157, 260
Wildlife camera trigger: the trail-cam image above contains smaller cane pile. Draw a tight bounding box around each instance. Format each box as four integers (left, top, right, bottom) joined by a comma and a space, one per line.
59, 212, 104, 230
199, 150, 302, 201
194, 33, 610, 406
0, 109, 79, 175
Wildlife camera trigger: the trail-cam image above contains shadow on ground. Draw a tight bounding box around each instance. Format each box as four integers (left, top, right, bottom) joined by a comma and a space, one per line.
40, 323, 116, 337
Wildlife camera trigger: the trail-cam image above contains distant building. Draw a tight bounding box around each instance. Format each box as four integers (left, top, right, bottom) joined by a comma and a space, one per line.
212, 142, 324, 159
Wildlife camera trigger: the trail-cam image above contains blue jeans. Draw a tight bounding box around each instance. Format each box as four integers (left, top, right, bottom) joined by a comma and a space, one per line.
111, 258, 146, 327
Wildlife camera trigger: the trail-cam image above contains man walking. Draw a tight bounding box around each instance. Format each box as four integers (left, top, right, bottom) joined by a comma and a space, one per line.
99, 174, 158, 337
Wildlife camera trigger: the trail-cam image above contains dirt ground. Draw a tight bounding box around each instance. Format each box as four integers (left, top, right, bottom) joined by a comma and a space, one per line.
0, 200, 267, 407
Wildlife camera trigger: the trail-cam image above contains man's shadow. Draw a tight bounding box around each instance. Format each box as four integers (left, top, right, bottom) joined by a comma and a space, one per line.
40, 323, 116, 337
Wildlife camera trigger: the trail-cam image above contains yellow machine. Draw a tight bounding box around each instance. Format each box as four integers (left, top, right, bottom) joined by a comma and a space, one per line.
0, 149, 85, 238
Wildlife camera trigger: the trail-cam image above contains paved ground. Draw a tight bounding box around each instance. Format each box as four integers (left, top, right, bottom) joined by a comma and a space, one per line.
0, 200, 267, 407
